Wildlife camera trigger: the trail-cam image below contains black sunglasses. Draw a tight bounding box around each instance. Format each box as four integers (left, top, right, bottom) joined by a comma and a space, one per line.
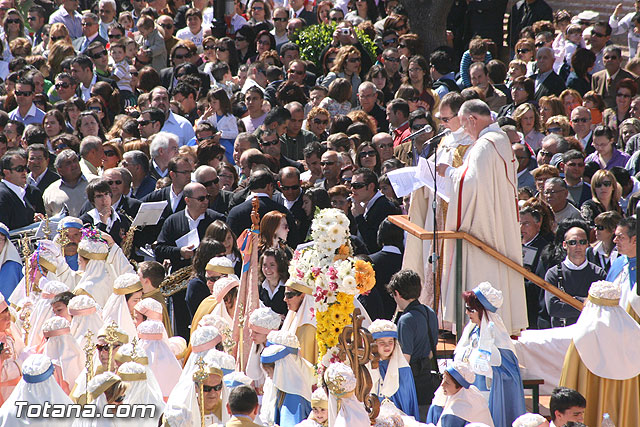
92, 50, 108, 59
51, 35, 65, 42
137, 119, 154, 126
107, 180, 122, 185
280, 184, 300, 191
190, 195, 208, 202
382, 37, 397, 46
159, 23, 173, 29
8, 165, 27, 172
216, 46, 228, 52
55, 82, 70, 89
201, 177, 220, 187
260, 139, 279, 146
565, 239, 588, 246
203, 383, 223, 392
351, 182, 367, 189
359, 151, 376, 158
104, 152, 118, 159
284, 290, 302, 299
594, 181, 613, 188
15, 91, 32, 97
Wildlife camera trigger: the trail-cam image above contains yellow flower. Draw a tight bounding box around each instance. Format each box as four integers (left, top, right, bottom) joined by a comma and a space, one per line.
355, 259, 376, 294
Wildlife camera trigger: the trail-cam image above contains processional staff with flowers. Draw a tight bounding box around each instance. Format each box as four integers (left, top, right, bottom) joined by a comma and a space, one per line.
288, 208, 376, 372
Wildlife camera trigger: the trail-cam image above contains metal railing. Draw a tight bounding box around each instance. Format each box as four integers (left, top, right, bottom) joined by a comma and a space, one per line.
388, 215, 583, 336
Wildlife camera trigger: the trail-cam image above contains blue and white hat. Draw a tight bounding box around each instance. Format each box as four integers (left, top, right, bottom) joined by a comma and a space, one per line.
0, 222, 9, 240
472, 282, 503, 313
445, 361, 475, 389
57, 216, 83, 230
368, 319, 398, 340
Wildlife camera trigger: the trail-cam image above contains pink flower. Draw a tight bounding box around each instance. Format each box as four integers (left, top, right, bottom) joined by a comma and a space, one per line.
311, 267, 322, 277
328, 281, 338, 291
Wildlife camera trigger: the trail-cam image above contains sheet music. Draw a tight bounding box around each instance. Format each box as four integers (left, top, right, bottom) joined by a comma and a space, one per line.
131, 201, 168, 227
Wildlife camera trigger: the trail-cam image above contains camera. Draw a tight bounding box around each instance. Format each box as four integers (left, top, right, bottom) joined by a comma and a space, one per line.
339, 28, 351, 36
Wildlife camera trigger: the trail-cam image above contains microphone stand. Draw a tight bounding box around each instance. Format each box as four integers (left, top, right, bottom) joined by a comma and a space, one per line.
416, 132, 445, 312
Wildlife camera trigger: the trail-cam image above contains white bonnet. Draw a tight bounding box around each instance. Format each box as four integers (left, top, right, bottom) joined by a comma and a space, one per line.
22, 354, 52, 376
248, 307, 281, 331
68, 295, 98, 311
42, 316, 71, 332
267, 330, 300, 349
324, 362, 356, 395
472, 282, 503, 312
191, 326, 221, 348
588, 280, 621, 301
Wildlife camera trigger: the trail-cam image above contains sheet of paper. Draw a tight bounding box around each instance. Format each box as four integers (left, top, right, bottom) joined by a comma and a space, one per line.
387, 167, 425, 198
131, 201, 168, 227
176, 228, 200, 249
416, 157, 452, 203
34, 219, 59, 238
522, 245, 538, 268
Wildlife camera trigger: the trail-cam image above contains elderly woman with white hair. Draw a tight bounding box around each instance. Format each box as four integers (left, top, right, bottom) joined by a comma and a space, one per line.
454, 282, 526, 427
426, 361, 494, 427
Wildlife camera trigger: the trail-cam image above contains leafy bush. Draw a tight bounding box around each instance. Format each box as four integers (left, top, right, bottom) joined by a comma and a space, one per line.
294, 23, 377, 70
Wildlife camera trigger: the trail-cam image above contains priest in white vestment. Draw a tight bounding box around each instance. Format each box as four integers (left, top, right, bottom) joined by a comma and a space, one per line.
439, 99, 528, 334
403, 92, 474, 309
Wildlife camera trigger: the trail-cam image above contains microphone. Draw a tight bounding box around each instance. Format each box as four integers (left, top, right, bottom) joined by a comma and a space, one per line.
401, 124, 433, 143
419, 129, 452, 159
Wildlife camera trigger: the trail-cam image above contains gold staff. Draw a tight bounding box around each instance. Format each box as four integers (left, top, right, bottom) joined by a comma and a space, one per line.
83, 330, 95, 404
103, 322, 119, 372
192, 356, 209, 427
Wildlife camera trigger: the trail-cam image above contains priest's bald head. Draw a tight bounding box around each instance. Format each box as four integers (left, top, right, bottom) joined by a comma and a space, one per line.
458, 100, 493, 141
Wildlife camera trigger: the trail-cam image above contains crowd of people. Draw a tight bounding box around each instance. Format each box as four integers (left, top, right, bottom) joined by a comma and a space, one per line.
0, 0, 638, 424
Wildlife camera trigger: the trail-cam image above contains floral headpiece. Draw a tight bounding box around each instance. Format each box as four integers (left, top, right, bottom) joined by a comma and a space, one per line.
78, 226, 109, 260
324, 362, 356, 397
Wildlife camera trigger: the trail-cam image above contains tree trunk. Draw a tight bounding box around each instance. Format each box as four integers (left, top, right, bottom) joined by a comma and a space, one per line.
400, 0, 454, 56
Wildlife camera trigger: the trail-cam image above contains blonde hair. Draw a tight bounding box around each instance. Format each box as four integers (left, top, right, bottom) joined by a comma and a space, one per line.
514, 103, 543, 133
590, 169, 622, 210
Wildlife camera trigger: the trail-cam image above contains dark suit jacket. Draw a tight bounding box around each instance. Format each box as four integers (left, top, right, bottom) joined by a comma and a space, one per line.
227, 195, 299, 248
208, 189, 233, 216
278, 155, 304, 173
140, 186, 187, 245
532, 71, 566, 100
523, 233, 550, 328
354, 195, 401, 253
148, 161, 168, 182
156, 209, 226, 270
79, 210, 130, 246
159, 66, 211, 93
35, 169, 60, 193
358, 248, 401, 320
566, 71, 591, 97
133, 175, 157, 200
72, 34, 108, 53
591, 68, 637, 110
296, 9, 317, 25
0, 182, 45, 230
273, 190, 306, 236
583, 131, 595, 156
78, 195, 142, 219
75, 74, 117, 97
